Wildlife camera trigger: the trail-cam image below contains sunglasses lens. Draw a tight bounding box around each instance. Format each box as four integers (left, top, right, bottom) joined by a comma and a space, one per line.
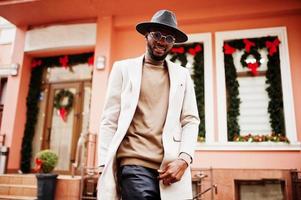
165, 35, 175, 44
152, 32, 162, 41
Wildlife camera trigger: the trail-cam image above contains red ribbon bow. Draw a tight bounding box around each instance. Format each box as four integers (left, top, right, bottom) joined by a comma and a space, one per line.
188, 44, 202, 56
243, 39, 255, 53
171, 47, 185, 54
88, 56, 94, 66
265, 38, 280, 56
58, 108, 68, 122
59, 55, 69, 69
247, 62, 259, 76
224, 43, 236, 55
31, 59, 42, 68
35, 158, 43, 172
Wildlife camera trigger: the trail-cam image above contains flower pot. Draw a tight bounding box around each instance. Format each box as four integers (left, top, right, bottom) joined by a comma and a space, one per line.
36, 173, 58, 200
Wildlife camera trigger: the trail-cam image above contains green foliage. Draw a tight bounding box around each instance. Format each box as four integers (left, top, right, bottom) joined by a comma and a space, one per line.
36, 150, 58, 173
224, 53, 241, 140
20, 66, 43, 173
266, 49, 285, 135
192, 50, 205, 138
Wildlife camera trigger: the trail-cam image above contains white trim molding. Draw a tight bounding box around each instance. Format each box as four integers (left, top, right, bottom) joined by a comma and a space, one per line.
215, 26, 297, 146
0, 63, 19, 76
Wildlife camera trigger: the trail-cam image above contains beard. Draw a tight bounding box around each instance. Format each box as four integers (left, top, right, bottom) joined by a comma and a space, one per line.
147, 41, 170, 61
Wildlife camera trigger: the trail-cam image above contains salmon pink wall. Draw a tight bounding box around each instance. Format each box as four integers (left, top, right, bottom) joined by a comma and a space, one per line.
193, 151, 301, 169
0, 26, 32, 170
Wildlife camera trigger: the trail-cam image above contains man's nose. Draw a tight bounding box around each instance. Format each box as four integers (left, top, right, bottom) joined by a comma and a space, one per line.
157, 38, 167, 45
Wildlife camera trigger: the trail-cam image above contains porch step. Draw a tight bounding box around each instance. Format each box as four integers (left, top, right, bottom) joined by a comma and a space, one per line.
0, 174, 36, 199
0, 195, 36, 200
0, 174, 36, 185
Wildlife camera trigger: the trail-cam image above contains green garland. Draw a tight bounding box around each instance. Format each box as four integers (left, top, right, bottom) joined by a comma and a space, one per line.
266, 46, 285, 135
21, 52, 93, 173
224, 36, 286, 141
53, 89, 74, 111
169, 43, 205, 140
20, 66, 43, 173
39, 52, 93, 68
224, 52, 241, 140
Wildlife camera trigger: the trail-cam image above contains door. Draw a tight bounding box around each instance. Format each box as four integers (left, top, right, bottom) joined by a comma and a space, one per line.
42, 81, 86, 173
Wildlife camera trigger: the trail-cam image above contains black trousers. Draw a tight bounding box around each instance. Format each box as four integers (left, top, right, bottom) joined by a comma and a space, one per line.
118, 165, 161, 200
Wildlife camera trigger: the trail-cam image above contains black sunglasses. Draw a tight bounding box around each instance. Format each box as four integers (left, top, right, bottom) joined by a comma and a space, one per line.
149, 31, 175, 44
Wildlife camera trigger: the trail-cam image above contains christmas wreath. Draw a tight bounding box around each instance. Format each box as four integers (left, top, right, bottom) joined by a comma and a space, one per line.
240, 48, 262, 76
53, 89, 74, 122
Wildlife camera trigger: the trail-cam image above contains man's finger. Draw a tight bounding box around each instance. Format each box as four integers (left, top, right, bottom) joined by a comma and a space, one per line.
158, 171, 171, 179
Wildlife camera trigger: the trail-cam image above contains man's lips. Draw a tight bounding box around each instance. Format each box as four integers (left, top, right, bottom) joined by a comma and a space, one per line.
153, 46, 165, 54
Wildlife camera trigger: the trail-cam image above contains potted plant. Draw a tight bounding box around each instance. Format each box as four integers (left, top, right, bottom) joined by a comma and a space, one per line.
35, 149, 59, 200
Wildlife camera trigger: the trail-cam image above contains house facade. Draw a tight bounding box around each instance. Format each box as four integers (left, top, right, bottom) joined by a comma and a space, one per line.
0, 0, 300, 199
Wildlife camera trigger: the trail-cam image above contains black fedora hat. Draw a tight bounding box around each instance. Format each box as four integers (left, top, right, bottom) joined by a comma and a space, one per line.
136, 10, 188, 43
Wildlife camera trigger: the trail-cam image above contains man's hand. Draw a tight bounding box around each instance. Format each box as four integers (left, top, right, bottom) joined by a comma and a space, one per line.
158, 159, 188, 186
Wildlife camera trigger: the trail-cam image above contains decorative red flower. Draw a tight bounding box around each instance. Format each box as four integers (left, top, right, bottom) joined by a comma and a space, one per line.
59, 55, 69, 69
88, 56, 94, 66
171, 47, 185, 54
188, 44, 202, 56
35, 158, 43, 172
265, 38, 280, 56
224, 43, 236, 55
243, 39, 255, 53
247, 62, 259, 76
31, 59, 42, 68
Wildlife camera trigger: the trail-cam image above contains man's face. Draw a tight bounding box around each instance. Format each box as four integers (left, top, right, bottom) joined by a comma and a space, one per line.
146, 28, 175, 61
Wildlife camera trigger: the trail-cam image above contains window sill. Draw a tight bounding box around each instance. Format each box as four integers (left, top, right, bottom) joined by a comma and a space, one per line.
196, 141, 301, 151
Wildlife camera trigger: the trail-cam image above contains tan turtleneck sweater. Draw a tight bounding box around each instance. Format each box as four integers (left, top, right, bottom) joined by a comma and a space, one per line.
117, 61, 170, 169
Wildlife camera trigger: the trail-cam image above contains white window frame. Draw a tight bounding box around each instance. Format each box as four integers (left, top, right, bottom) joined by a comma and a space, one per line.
182, 33, 214, 144
209, 26, 300, 151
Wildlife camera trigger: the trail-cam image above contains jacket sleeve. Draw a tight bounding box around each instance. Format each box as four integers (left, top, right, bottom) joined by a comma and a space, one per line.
98, 62, 123, 166
179, 69, 200, 163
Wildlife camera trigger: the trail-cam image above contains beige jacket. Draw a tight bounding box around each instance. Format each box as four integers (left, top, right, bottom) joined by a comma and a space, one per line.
97, 55, 200, 200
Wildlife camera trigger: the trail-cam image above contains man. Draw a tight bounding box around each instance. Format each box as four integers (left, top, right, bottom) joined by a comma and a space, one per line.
97, 10, 200, 200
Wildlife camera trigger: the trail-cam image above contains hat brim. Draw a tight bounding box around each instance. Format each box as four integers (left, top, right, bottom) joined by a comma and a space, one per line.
136, 22, 188, 43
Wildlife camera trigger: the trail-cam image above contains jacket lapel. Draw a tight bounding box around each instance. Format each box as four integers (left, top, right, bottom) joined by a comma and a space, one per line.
166, 59, 179, 105
129, 55, 144, 109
